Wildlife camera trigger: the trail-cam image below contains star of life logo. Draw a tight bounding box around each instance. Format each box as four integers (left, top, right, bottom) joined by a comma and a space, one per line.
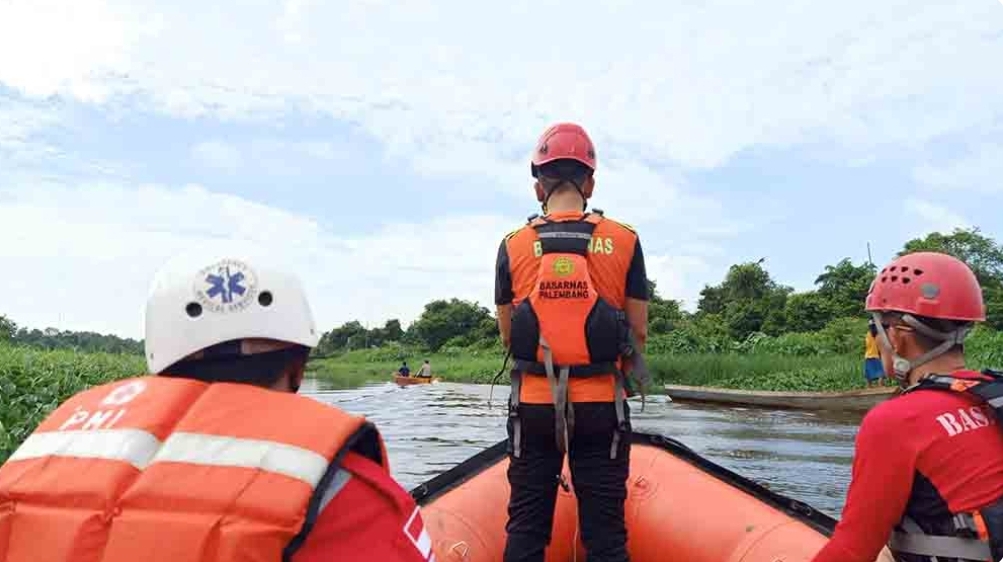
194, 259, 258, 314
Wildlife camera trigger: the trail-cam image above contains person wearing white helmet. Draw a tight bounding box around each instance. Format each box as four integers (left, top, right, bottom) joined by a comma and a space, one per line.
0, 249, 436, 562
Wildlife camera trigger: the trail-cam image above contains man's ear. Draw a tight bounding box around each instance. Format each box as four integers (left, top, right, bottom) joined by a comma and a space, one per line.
287, 361, 306, 393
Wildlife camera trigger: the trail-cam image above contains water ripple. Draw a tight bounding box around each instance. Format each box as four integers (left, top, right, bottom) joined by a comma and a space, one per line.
302, 379, 858, 517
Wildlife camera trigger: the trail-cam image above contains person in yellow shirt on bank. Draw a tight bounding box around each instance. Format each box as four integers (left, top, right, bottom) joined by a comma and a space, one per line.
863, 318, 886, 387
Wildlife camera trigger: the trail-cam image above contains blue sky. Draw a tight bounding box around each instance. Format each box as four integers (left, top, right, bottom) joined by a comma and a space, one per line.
1, 0, 1002, 339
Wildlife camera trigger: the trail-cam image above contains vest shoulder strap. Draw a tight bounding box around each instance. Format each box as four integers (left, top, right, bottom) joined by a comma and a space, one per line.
910, 370, 1002, 392
909, 371, 1003, 421
597, 214, 635, 233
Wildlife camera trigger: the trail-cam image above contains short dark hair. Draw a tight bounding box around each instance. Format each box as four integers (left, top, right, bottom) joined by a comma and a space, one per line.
537, 159, 592, 183
159, 340, 311, 387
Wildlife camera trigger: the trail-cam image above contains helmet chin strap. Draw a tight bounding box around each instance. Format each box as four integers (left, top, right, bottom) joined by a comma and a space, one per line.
542, 179, 588, 213
871, 311, 971, 387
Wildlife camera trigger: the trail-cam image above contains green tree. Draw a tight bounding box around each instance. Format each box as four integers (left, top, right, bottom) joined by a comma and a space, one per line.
647, 279, 686, 335
783, 292, 833, 333
696, 284, 727, 316
6, 323, 142, 354
813, 258, 877, 319
0, 315, 16, 341
318, 320, 368, 353
411, 298, 494, 351
901, 228, 1003, 283
900, 228, 1003, 330
381, 319, 404, 343
697, 261, 792, 339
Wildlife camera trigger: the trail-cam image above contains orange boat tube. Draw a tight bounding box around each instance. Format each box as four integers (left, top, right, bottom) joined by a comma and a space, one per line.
411, 432, 895, 562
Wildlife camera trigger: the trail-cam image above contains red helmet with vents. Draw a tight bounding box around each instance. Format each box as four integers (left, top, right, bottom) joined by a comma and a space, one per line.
865, 252, 985, 321
530, 122, 596, 177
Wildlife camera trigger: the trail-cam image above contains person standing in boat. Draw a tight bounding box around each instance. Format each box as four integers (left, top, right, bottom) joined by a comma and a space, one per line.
811, 252, 1003, 562
494, 122, 650, 562
863, 319, 886, 387
0, 249, 435, 562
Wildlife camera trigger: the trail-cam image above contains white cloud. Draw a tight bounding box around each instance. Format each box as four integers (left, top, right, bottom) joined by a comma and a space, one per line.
191, 141, 242, 171
2, 0, 1001, 173
0, 182, 473, 337
2, 0, 1001, 336
190, 138, 357, 172
0, 181, 701, 337
0, 0, 159, 102
644, 254, 714, 311
904, 198, 970, 237
913, 144, 1003, 193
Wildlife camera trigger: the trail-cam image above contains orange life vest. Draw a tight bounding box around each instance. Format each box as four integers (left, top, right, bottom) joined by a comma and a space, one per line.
508, 211, 638, 458
509, 212, 625, 376
0, 375, 386, 562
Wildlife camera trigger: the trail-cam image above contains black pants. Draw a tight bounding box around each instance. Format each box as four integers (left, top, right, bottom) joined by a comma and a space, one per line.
503, 401, 631, 562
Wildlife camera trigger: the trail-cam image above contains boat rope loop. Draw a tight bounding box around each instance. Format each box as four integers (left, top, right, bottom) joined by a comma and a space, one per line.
487, 350, 512, 410
447, 540, 470, 561
509, 370, 523, 458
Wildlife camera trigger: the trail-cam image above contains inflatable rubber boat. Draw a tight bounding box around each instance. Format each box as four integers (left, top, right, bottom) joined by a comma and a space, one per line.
411, 431, 895, 562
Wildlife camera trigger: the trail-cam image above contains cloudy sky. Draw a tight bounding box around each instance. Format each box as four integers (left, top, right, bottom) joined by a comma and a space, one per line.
1, 0, 1001, 339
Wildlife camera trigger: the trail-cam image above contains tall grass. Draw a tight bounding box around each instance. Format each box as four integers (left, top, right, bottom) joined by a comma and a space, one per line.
0, 343, 145, 463
310, 327, 1003, 393
308, 345, 504, 386
651, 353, 863, 391
1, 328, 999, 462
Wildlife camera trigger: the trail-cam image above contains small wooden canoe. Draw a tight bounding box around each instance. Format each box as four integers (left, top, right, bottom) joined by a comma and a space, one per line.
394, 374, 441, 386
663, 383, 898, 412
411, 431, 894, 561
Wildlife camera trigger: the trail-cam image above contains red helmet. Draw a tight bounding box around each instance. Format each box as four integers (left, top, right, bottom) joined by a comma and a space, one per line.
865, 251, 985, 322
530, 122, 596, 177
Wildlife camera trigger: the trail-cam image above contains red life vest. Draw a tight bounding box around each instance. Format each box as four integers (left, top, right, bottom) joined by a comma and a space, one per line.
890, 369, 1003, 562
0, 375, 387, 562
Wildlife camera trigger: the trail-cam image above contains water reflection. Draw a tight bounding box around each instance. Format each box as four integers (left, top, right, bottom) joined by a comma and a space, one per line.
300, 378, 860, 517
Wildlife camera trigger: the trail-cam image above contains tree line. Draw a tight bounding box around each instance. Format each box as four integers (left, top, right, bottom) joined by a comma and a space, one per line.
314, 227, 1003, 356
3, 227, 1000, 358
0, 319, 144, 355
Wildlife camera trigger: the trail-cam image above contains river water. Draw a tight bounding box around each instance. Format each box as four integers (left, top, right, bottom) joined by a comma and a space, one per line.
300, 378, 863, 518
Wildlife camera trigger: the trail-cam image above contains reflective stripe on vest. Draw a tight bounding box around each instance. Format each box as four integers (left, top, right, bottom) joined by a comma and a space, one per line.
8, 428, 332, 487
8, 428, 161, 469
153, 431, 329, 486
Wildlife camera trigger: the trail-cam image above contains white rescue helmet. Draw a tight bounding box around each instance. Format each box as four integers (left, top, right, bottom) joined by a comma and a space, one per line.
144, 247, 319, 374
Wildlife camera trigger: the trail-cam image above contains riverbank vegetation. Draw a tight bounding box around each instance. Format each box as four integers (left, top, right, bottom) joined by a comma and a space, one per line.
309, 227, 1003, 390
0, 343, 145, 462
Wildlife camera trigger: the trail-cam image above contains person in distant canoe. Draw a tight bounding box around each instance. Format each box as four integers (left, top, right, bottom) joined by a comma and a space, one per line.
863, 319, 886, 387
398, 361, 411, 377
416, 359, 432, 378
811, 252, 1003, 562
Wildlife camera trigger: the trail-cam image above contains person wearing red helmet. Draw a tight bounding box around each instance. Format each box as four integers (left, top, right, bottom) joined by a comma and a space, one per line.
494, 122, 650, 562
811, 252, 1003, 562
